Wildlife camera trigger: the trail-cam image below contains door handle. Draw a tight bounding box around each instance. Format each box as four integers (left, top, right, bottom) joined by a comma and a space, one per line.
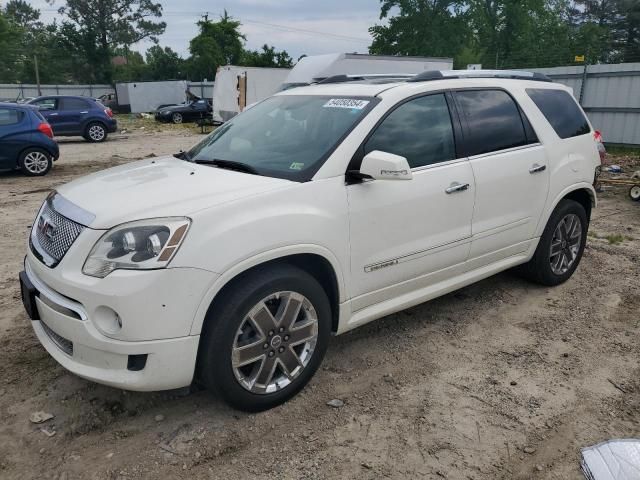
445, 182, 470, 194
529, 164, 547, 174
48, 113, 58, 116
79, 111, 89, 114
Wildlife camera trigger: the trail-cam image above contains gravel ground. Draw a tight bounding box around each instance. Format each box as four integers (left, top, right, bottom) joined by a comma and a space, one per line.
0, 126, 639, 480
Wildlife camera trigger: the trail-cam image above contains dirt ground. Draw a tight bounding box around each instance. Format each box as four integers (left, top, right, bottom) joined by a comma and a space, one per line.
0, 123, 639, 480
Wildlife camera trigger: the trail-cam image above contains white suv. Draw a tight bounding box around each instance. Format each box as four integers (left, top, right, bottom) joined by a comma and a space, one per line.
20, 71, 601, 411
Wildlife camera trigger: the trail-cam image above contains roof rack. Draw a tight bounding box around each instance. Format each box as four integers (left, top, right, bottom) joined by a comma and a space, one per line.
407, 69, 552, 83
316, 73, 417, 85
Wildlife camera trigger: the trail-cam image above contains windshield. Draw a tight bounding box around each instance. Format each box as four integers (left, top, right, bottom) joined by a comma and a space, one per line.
188, 95, 377, 181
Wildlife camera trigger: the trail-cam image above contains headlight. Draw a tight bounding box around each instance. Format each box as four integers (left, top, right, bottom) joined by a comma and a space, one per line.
82, 217, 191, 278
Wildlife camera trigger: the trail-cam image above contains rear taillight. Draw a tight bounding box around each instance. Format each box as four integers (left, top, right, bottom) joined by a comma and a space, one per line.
37, 122, 53, 138
594, 130, 606, 163
105, 108, 113, 118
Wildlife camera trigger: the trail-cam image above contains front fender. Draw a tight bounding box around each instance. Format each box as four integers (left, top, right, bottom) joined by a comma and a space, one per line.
188, 244, 347, 336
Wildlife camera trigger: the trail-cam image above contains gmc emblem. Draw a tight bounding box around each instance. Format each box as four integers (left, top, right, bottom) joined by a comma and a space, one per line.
38, 214, 57, 240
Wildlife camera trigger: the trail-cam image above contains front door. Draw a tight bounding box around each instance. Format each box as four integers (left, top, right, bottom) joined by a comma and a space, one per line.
32, 98, 61, 134
453, 89, 550, 262
347, 93, 475, 310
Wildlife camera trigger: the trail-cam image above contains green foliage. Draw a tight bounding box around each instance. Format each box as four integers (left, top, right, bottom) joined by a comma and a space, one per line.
371, 0, 640, 68
57, 0, 167, 83
145, 46, 186, 80
242, 45, 294, 68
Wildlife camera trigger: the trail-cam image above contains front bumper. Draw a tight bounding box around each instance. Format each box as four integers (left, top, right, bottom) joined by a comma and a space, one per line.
22, 251, 217, 391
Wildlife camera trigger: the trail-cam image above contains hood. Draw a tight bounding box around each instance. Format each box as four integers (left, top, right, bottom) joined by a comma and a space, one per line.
56, 156, 293, 229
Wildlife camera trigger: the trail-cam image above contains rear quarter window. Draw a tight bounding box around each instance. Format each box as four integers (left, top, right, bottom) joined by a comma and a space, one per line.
526, 88, 591, 139
0, 108, 24, 126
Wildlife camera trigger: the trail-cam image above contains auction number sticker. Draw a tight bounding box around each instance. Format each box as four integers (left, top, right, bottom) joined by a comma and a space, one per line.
324, 99, 370, 110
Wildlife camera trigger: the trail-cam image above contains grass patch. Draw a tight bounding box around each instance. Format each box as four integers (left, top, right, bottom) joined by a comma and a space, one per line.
605, 145, 640, 156
606, 234, 625, 245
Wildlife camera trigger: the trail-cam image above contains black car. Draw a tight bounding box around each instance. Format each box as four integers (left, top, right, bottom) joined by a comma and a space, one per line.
155, 99, 212, 124
0, 103, 59, 176
27, 95, 118, 142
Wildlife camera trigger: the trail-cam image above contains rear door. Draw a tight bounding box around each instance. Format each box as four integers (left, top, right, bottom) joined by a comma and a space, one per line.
0, 107, 28, 169
453, 89, 549, 265
58, 97, 91, 135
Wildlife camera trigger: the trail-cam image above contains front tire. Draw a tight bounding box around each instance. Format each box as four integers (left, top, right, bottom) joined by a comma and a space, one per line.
519, 199, 588, 286
172, 112, 183, 124
84, 122, 107, 142
19, 148, 53, 176
198, 265, 331, 412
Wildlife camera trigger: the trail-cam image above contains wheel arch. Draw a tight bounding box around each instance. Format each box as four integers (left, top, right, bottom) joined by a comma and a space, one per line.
190, 246, 346, 337
536, 183, 596, 238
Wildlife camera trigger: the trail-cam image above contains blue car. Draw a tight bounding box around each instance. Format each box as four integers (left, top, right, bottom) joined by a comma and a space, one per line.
27, 95, 118, 142
0, 103, 59, 176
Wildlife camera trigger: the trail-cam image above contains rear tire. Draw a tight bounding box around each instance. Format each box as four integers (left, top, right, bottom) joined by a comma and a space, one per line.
197, 265, 331, 412
19, 148, 52, 176
84, 122, 107, 142
517, 199, 588, 286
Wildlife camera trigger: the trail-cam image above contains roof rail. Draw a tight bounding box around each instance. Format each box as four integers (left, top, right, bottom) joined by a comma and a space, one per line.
407, 70, 552, 83
316, 73, 417, 85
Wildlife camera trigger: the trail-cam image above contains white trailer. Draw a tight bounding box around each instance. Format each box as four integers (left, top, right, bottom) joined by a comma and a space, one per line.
212, 66, 291, 123
115, 80, 189, 114
282, 53, 454, 89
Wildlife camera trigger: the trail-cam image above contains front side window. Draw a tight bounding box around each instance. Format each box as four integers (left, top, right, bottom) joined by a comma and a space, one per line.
0, 108, 23, 126
33, 98, 57, 110
455, 90, 528, 156
188, 95, 377, 181
364, 94, 456, 169
527, 88, 591, 139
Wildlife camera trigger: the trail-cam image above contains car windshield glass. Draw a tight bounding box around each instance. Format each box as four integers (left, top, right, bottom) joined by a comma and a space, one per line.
188, 95, 376, 181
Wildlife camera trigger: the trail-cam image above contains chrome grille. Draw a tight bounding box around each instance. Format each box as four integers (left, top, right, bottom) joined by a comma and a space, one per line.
41, 321, 73, 356
31, 200, 84, 267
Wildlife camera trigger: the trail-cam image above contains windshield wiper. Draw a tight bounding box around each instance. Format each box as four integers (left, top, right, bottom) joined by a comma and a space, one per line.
194, 159, 259, 175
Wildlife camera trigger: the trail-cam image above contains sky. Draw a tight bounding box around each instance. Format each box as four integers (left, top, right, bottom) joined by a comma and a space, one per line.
32, 0, 385, 61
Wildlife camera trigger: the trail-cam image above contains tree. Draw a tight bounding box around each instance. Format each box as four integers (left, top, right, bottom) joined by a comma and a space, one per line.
0, 9, 23, 83
242, 44, 293, 68
57, 0, 166, 83
145, 45, 185, 80
369, 0, 471, 60
188, 11, 245, 81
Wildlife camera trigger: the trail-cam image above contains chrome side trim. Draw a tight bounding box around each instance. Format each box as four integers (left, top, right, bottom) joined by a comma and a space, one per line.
469, 142, 543, 161
364, 236, 472, 273
51, 193, 96, 227
25, 258, 88, 321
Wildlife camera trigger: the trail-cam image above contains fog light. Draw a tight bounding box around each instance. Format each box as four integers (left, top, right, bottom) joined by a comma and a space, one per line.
94, 306, 122, 334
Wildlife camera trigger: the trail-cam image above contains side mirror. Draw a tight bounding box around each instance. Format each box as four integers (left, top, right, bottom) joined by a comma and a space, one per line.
358, 150, 413, 181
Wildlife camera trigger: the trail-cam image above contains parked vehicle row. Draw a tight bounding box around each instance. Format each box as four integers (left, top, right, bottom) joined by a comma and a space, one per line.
20, 70, 602, 412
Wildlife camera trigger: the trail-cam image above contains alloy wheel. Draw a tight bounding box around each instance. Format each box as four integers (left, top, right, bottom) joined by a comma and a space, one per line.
172, 113, 183, 124
23, 151, 50, 174
231, 291, 319, 395
549, 213, 582, 275
88, 125, 105, 141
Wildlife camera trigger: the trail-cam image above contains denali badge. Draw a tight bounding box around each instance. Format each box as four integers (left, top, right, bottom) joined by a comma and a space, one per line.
38, 214, 57, 240
380, 169, 409, 177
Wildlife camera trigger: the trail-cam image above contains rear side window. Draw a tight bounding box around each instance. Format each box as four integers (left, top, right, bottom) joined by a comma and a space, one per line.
455, 90, 529, 156
61, 98, 90, 110
364, 94, 456, 169
0, 108, 24, 126
527, 88, 591, 139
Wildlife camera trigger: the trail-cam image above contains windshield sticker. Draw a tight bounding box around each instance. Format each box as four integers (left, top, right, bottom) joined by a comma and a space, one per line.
289, 162, 304, 170
323, 99, 370, 110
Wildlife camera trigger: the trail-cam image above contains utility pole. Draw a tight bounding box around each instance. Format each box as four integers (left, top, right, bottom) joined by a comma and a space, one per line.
34, 55, 42, 96
578, 55, 589, 106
